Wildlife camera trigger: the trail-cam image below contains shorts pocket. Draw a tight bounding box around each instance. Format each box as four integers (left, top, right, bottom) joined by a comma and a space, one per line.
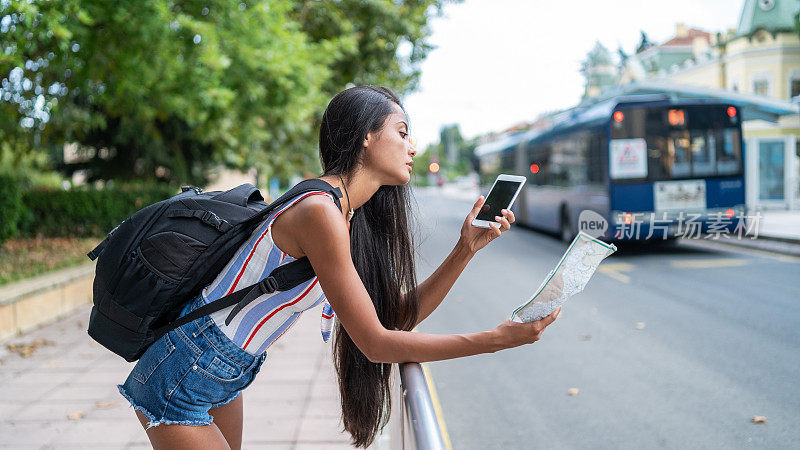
132, 333, 175, 384
195, 353, 245, 384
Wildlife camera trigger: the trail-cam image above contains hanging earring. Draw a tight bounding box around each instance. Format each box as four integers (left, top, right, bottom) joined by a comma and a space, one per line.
337, 174, 355, 223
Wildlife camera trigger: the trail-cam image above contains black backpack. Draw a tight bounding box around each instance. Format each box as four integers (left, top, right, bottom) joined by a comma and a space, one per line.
86, 179, 342, 362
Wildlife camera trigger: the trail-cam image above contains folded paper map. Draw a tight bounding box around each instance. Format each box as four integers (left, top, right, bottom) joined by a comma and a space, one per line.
511, 231, 617, 323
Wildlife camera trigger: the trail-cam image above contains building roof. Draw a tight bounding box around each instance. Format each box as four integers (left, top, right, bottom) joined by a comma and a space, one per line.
736, 0, 800, 36
661, 28, 711, 46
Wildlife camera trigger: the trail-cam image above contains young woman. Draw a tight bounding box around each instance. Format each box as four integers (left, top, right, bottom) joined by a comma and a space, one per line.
118, 86, 560, 449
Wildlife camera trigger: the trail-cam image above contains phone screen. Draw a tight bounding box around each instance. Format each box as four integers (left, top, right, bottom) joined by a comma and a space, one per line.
476, 180, 522, 222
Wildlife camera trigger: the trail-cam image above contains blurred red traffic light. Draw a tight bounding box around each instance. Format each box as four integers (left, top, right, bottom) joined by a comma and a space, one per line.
727, 106, 737, 117
613, 111, 624, 122
429, 162, 440, 173
530, 164, 539, 174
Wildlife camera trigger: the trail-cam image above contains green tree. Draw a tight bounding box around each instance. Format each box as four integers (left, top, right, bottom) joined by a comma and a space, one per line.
292, 0, 453, 96
1, 0, 455, 184
2, 0, 330, 184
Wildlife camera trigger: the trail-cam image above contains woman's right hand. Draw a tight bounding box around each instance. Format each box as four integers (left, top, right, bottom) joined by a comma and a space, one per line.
492, 307, 561, 350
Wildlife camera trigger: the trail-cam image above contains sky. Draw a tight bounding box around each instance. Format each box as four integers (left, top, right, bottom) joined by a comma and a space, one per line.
404, 0, 746, 150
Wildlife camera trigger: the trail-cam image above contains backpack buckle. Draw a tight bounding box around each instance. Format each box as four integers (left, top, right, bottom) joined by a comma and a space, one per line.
259, 276, 279, 294
202, 211, 220, 226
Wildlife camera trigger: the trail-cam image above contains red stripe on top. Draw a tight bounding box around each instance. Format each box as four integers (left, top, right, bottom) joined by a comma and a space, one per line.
321, 313, 334, 319
224, 191, 329, 296
225, 228, 270, 296
242, 278, 319, 350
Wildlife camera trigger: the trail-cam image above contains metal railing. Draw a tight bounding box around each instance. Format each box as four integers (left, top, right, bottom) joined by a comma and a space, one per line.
388, 362, 448, 450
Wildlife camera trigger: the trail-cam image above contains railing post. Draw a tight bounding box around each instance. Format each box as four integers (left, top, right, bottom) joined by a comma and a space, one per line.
398, 363, 447, 450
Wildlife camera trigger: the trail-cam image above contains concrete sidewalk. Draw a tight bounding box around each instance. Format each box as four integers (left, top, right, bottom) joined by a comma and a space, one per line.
0, 304, 359, 449
755, 209, 800, 242
706, 209, 800, 257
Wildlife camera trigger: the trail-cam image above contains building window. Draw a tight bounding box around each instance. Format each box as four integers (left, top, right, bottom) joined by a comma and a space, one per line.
753, 79, 770, 96
751, 72, 773, 97
791, 78, 800, 101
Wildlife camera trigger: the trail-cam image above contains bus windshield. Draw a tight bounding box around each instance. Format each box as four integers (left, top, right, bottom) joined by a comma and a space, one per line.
610, 105, 743, 182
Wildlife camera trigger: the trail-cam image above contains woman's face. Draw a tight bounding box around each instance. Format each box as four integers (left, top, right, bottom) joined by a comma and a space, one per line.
362, 103, 417, 185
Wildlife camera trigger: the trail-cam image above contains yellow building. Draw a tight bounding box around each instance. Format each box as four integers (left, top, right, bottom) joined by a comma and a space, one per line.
619, 0, 800, 209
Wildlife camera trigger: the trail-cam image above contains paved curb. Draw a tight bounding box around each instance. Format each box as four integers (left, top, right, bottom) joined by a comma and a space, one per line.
0, 262, 96, 342
752, 234, 800, 246
681, 235, 800, 257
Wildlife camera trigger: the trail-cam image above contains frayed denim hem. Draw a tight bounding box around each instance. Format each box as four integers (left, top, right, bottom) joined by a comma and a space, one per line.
117, 384, 212, 429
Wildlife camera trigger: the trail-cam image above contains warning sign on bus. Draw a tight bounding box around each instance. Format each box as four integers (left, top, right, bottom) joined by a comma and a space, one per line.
610, 138, 647, 179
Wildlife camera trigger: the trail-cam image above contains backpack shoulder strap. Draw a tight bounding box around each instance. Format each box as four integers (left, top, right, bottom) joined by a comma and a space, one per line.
152, 256, 315, 338
271, 179, 342, 211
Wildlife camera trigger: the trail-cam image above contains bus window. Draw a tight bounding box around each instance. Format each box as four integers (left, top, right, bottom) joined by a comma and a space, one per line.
501, 151, 515, 173
586, 133, 606, 184
691, 130, 716, 176
613, 105, 743, 182
647, 136, 670, 180
717, 128, 742, 175
670, 132, 692, 177
479, 153, 501, 186
528, 144, 550, 186
550, 136, 587, 187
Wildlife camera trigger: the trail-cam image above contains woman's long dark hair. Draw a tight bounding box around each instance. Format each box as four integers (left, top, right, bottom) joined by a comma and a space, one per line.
319, 86, 419, 447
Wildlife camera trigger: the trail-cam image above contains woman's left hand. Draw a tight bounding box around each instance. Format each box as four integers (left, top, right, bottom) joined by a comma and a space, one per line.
459, 196, 515, 254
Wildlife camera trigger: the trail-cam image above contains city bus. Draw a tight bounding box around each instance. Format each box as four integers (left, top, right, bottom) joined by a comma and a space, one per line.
474, 96, 746, 241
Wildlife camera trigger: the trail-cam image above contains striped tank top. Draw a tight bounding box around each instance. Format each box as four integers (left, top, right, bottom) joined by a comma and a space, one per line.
200, 190, 337, 355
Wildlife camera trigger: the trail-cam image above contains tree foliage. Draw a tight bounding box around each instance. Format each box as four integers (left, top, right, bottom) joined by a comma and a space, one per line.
292, 0, 443, 95
1, 0, 454, 184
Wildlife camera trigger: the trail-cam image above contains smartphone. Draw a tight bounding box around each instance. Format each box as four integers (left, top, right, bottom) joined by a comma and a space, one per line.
472, 174, 526, 229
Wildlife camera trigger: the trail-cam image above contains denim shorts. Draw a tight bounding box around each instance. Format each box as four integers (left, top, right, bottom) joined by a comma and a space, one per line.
118, 294, 267, 428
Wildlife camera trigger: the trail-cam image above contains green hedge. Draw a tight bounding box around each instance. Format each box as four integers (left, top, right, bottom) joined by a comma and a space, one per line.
10, 183, 178, 240
0, 174, 24, 242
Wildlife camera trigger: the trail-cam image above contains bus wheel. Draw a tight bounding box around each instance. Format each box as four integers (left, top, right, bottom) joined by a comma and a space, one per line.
560, 211, 573, 243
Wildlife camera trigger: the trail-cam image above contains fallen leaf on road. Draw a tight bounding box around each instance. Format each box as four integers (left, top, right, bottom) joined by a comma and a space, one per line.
67, 411, 85, 420
567, 388, 579, 396
635, 322, 646, 330
5, 339, 56, 357
95, 401, 118, 409
579, 334, 592, 341
751, 415, 767, 424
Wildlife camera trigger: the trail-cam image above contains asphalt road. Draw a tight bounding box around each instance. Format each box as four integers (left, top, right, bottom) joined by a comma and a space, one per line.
411, 188, 800, 450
